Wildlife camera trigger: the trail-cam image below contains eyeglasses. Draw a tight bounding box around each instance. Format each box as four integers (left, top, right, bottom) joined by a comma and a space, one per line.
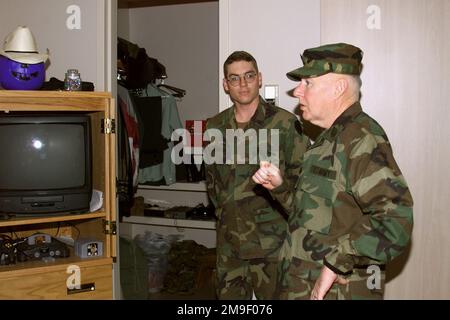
226, 71, 257, 87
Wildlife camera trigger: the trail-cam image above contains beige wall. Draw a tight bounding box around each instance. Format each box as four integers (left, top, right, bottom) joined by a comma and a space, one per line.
119, 2, 219, 123
0, 0, 110, 90
219, 0, 321, 113
321, 0, 450, 299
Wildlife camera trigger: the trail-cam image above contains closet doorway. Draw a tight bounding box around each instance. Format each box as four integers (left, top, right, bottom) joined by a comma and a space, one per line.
117, 0, 219, 123
116, 0, 219, 300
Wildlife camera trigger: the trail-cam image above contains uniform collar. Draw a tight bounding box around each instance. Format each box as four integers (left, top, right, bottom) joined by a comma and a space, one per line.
314, 102, 362, 145
224, 96, 276, 129
333, 101, 363, 127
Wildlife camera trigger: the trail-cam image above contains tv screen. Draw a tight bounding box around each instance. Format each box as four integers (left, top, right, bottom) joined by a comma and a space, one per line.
0, 114, 92, 215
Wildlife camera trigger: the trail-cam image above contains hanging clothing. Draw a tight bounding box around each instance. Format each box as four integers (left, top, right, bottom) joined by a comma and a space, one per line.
118, 84, 140, 188
130, 95, 169, 168
117, 37, 167, 89
137, 84, 183, 186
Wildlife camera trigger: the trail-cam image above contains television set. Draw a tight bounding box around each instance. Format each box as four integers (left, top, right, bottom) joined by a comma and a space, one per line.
0, 114, 92, 216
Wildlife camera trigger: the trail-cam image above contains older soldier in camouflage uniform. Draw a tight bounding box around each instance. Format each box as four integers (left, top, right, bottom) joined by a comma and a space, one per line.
253, 43, 413, 300
205, 51, 308, 299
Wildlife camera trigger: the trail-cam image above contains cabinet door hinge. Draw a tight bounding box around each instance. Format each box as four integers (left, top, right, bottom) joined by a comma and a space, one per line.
101, 118, 116, 134
103, 220, 117, 235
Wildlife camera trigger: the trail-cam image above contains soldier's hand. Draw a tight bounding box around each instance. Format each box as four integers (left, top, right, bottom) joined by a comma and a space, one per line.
310, 265, 349, 300
252, 161, 283, 190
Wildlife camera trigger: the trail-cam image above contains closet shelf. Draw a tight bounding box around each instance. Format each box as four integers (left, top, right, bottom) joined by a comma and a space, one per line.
119, 0, 217, 9
138, 181, 206, 192
122, 215, 215, 230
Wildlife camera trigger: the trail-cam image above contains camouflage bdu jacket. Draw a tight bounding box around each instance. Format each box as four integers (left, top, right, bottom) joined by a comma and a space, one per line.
206, 97, 308, 259
272, 102, 413, 276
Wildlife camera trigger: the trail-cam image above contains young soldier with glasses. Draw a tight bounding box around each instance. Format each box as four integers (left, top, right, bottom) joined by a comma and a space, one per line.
205, 51, 308, 299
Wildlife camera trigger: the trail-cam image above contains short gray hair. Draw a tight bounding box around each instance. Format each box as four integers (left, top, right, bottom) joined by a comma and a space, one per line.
346, 75, 362, 98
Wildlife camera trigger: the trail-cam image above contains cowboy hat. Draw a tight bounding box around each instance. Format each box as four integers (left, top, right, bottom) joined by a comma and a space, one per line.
0, 26, 48, 64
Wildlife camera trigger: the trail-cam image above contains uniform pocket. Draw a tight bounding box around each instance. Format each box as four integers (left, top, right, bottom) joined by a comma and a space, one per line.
295, 174, 339, 235
255, 208, 287, 251
255, 208, 281, 223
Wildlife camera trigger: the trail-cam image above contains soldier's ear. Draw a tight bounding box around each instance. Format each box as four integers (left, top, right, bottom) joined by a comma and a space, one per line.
258, 72, 262, 88
223, 78, 230, 93
334, 78, 348, 99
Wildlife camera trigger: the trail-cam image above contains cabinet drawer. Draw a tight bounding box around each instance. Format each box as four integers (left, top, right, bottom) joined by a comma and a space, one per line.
0, 264, 112, 299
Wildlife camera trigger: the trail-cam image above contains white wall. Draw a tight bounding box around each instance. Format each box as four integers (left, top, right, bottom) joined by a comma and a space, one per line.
120, 2, 219, 123
219, 0, 321, 112
117, 8, 130, 39
0, 0, 109, 90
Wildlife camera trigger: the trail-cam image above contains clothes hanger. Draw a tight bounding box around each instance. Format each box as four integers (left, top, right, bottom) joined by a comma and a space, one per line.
157, 79, 186, 98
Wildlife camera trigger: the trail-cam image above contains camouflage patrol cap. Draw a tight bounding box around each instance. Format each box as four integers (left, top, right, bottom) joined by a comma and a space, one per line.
287, 43, 363, 81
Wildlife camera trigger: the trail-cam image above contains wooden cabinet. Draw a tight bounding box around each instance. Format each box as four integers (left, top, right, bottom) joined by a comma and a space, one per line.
0, 91, 116, 299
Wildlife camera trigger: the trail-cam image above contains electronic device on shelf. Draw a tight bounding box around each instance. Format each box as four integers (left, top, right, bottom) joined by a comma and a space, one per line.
75, 238, 103, 258
0, 114, 92, 215
15, 233, 70, 262
0, 235, 17, 266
